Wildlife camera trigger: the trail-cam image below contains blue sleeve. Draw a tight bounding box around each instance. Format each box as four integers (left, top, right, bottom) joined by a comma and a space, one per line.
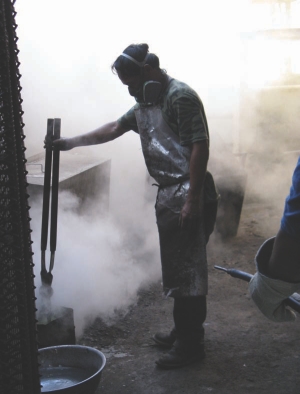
280, 156, 300, 239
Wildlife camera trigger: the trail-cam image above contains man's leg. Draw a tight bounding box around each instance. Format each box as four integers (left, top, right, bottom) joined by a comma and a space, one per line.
152, 296, 206, 348
154, 195, 208, 367
155, 296, 206, 368
173, 295, 206, 347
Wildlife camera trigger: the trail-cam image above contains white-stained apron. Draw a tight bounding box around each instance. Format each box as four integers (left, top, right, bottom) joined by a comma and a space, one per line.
135, 105, 208, 297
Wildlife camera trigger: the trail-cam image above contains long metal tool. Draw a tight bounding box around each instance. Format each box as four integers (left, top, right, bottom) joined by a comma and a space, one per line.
49, 118, 61, 275
41, 119, 53, 285
41, 118, 61, 285
37, 119, 75, 348
214, 265, 300, 313
39, 118, 61, 321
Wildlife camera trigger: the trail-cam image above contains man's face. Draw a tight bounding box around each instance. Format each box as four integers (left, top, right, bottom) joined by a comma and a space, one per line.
118, 70, 146, 100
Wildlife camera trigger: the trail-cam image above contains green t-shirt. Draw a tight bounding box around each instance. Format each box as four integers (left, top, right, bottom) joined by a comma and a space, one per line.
118, 76, 219, 203
118, 76, 209, 146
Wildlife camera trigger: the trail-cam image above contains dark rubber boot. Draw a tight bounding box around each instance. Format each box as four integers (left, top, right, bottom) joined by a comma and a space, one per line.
152, 328, 177, 348
155, 339, 205, 369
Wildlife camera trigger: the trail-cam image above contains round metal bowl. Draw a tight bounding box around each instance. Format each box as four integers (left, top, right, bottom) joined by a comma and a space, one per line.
39, 345, 106, 394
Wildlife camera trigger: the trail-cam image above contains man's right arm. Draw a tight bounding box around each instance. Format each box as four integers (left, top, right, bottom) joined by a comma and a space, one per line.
52, 121, 130, 151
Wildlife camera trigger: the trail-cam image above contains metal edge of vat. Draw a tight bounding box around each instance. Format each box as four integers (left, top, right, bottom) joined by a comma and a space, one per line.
39, 345, 106, 394
37, 306, 76, 349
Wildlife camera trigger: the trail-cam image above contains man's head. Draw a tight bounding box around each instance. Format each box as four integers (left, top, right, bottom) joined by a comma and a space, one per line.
112, 43, 164, 102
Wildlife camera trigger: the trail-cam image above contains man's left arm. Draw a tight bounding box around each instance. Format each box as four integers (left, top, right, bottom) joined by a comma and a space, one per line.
179, 140, 209, 229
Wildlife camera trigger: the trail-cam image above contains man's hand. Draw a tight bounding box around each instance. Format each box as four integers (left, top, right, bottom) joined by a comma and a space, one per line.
53, 137, 74, 151
44, 136, 74, 151
179, 199, 203, 232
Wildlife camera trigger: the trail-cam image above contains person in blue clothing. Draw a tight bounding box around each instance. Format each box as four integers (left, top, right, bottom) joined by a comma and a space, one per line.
249, 156, 300, 321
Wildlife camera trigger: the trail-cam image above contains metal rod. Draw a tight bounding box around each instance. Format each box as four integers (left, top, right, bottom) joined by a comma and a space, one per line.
214, 265, 300, 313
49, 118, 61, 260
49, 252, 55, 273
41, 119, 53, 254
214, 265, 253, 281
41, 250, 46, 272
214, 265, 228, 273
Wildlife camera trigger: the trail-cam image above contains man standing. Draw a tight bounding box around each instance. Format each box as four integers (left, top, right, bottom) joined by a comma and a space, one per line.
51, 43, 219, 368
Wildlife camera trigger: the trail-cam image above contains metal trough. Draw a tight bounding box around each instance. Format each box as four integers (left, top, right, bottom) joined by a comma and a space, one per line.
37, 306, 76, 349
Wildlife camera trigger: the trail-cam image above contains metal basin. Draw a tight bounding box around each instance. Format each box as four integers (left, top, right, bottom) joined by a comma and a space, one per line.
39, 345, 106, 393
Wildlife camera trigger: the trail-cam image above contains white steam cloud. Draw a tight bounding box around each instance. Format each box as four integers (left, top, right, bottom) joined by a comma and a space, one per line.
30, 189, 160, 335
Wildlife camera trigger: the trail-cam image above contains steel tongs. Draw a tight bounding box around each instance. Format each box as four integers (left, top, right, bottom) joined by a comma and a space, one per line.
40, 118, 61, 286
